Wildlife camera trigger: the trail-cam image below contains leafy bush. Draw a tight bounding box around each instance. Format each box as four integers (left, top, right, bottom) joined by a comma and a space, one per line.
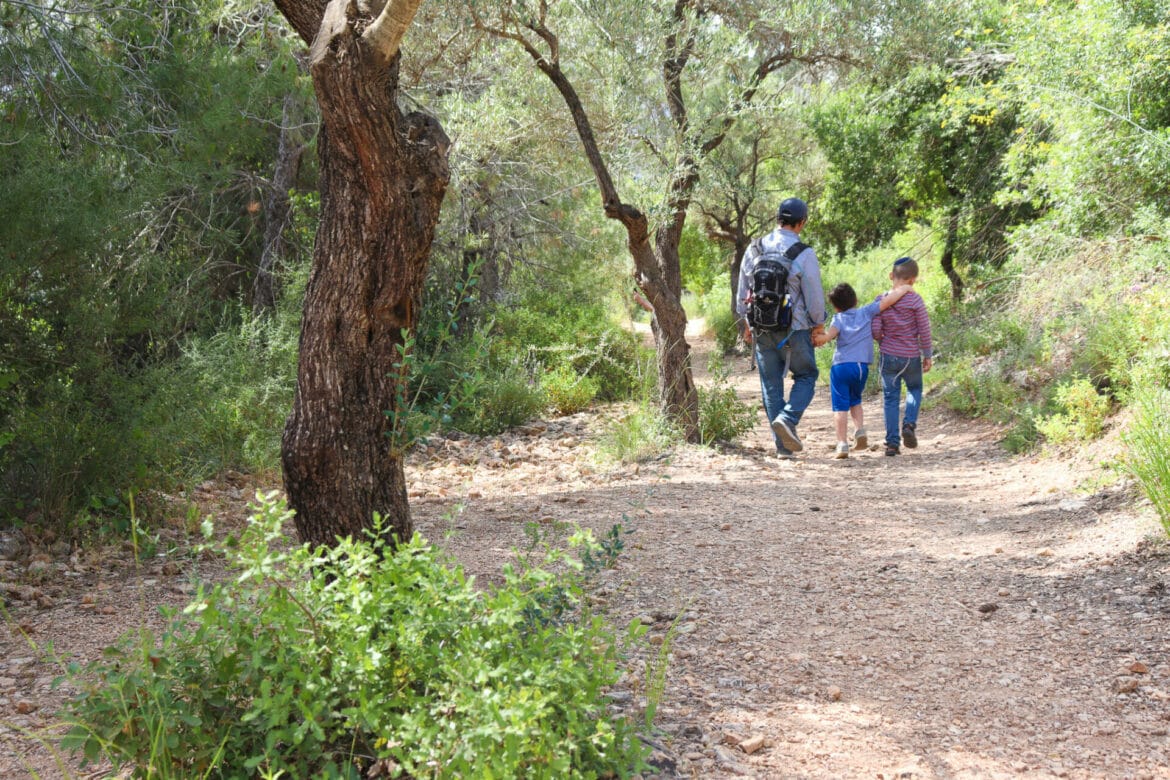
449, 362, 546, 436
1036, 377, 1111, 444
697, 356, 757, 446
1122, 385, 1170, 536
543, 365, 600, 416
936, 356, 1024, 419
61, 494, 649, 778
488, 293, 643, 403
598, 404, 678, 464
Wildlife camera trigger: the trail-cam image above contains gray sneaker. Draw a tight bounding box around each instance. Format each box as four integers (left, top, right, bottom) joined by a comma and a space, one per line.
775, 447, 796, 460
771, 416, 803, 452
853, 427, 868, 451
834, 442, 850, 459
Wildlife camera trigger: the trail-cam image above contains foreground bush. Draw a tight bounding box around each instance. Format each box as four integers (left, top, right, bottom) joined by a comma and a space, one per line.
61, 494, 648, 779
1123, 385, 1170, 538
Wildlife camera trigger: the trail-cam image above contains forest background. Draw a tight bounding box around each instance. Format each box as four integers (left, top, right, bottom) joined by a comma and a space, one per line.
1, 0, 1169, 775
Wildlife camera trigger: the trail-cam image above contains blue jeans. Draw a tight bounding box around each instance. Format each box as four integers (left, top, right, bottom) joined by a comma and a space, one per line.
880, 354, 923, 447
754, 329, 818, 449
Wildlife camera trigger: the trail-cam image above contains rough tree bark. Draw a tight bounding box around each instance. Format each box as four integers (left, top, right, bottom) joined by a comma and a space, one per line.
273, 0, 450, 547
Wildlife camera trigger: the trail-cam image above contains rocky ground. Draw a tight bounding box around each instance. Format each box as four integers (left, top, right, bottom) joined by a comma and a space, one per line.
2, 327, 1168, 779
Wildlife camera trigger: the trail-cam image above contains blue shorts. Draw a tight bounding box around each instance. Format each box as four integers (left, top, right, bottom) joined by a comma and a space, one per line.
829, 362, 869, 412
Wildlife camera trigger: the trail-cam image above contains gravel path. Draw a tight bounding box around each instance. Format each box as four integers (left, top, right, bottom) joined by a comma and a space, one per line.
2, 330, 1167, 779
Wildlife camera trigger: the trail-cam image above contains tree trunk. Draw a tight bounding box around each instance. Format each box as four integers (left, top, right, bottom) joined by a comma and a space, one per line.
276, 1, 449, 547
253, 90, 309, 314
727, 237, 750, 323
941, 206, 964, 303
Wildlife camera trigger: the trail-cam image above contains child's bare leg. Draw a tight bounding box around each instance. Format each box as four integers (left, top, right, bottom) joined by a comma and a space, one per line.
850, 404, 864, 433
835, 411, 849, 443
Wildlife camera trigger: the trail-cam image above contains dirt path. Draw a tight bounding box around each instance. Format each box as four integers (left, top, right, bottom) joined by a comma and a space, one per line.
3, 328, 1169, 779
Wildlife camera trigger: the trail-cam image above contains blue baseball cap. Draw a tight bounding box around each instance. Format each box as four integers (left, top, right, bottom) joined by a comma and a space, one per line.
777, 198, 808, 225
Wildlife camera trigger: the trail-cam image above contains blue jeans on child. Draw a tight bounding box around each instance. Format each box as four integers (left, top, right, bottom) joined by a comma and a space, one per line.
880, 354, 923, 448
754, 329, 818, 450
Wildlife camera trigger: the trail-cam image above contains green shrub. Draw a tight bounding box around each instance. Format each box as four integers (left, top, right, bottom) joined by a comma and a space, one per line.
450, 362, 546, 436
1002, 406, 1042, 454
565, 327, 644, 403
936, 357, 1024, 419
489, 293, 638, 378
1122, 385, 1170, 537
544, 365, 600, 416
61, 493, 649, 778
697, 356, 757, 446
1036, 377, 1111, 444
598, 403, 678, 464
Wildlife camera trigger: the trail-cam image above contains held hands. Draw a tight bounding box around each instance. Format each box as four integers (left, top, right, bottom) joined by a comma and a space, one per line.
810, 323, 828, 348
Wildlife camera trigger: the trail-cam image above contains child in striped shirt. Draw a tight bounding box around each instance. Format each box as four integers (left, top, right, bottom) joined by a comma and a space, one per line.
872, 257, 933, 456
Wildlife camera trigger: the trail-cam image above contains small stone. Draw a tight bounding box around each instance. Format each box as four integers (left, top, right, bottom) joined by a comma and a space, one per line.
739, 735, 765, 754
15, 700, 36, 714
826, 685, 842, 701
1116, 678, 1140, 694
978, 603, 999, 614
720, 523, 732, 531
1129, 661, 1150, 675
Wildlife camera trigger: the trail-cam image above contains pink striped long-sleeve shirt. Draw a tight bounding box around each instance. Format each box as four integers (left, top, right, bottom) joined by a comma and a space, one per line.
871, 289, 932, 359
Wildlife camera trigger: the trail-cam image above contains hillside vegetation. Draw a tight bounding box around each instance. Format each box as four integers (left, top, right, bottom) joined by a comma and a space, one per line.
1, 1, 1168, 774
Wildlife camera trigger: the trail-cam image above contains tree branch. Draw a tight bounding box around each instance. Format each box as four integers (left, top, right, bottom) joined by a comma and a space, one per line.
363, 0, 426, 66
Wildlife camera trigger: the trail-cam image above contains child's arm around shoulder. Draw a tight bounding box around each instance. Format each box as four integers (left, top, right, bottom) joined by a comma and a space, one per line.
877, 283, 913, 312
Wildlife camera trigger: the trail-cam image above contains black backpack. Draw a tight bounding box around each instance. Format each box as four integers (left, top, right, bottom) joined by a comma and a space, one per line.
745, 240, 807, 332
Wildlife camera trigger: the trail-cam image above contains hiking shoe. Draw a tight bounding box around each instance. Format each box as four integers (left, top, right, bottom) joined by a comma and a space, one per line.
902, 422, 918, 449
853, 427, 868, 451
775, 447, 796, 460
885, 444, 900, 456
771, 416, 803, 452
834, 442, 850, 459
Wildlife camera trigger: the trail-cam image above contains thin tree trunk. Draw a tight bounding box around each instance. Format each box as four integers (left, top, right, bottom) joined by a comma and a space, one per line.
941, 206, 964, 303
728, 237, 749, 322
276, 0, 449, 547
253, 90, 309, 314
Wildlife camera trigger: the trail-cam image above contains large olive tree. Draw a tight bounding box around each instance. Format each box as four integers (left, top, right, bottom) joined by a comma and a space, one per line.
272, 0, 450, 546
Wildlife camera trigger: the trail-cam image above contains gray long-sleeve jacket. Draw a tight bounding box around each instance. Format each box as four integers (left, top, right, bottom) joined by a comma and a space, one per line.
736, 227, 826, 332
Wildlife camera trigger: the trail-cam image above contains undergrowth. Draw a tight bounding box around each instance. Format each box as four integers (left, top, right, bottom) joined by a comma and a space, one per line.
59, 493, 649, 779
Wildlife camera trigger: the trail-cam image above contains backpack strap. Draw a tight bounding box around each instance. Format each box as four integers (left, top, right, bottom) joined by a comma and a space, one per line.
784, 241, 808, 261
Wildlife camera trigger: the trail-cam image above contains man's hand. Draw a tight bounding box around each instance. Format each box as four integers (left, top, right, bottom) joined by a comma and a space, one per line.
742, 327, 753, 346
923, 356, 933, 372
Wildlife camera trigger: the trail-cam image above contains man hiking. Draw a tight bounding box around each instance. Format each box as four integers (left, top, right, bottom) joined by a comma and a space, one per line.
737, 197, 827, 459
